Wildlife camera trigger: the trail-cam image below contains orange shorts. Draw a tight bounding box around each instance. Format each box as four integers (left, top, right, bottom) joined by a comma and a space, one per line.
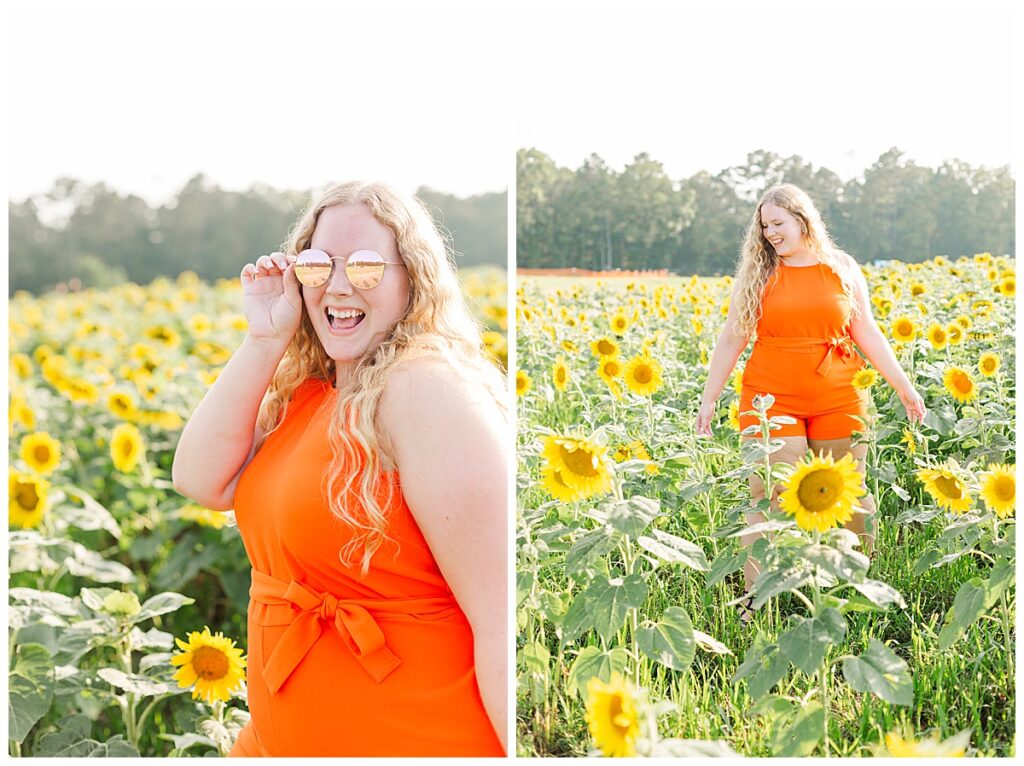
739, 337, 868, 440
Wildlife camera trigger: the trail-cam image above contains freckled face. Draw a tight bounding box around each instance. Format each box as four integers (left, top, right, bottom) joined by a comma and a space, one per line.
760, 203, 805, 258
302, 204, 410, 378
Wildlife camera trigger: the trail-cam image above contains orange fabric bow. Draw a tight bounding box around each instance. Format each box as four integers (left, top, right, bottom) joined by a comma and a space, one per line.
816, 336, 855, 376
249, 571, 457, 695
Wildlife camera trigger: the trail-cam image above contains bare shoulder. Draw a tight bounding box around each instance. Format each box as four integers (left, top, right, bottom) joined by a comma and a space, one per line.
379, 355, 505, 447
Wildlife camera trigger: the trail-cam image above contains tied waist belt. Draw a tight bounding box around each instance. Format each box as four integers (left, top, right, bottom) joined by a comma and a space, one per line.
754, 335, 857, 377
249, 570, 459, 695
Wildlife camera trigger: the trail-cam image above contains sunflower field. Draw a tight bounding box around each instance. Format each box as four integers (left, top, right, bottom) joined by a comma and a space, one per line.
515, 254, 1015, 757
7, 266, 506, 757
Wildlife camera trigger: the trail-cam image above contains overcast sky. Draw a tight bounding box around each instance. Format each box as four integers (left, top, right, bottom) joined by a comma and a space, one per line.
517, 1, 1015, 180
7, 1, 1016, 206
8, 0, 509, 205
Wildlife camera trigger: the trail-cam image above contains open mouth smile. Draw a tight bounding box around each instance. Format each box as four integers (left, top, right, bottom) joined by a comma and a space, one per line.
325, 307, 366, 331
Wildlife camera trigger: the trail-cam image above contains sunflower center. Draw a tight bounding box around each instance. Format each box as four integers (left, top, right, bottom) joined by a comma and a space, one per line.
897, 321, 912, 336
15, 481, 40, 511
632, 365, 653, 384
558, 444, 600, 478
121, 440, 136, 458
598, 340, 614, 355
951, 372, 972, 394
934, 474, 963, 499
795, 468, 843, 512
33, 445, 52, 463
992, 476, 1015, 503
556, 368, 567, 385
982, 359, 997, 373
191, 646, 230, 681
608, 695, 630, 733
604, 362, 620, 377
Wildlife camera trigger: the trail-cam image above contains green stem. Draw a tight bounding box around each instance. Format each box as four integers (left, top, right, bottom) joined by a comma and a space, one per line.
1000, 589, 1014, 678
811, 529, 829, 757
10, 740, 22, 758
135, 694, 168, 738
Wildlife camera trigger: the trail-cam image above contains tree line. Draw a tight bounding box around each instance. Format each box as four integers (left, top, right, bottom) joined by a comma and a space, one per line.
9, 176, 507, 295
517, 147, 1014, 274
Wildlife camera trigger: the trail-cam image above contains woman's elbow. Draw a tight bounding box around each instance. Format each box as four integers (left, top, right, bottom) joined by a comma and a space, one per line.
171, 459, 232, 511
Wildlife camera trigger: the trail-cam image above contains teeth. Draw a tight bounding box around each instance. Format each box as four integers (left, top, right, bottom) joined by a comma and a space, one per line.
327, 308, 365, 320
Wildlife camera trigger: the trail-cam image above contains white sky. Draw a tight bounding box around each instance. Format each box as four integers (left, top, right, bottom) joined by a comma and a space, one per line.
516, 0, 1016, 180
7, 0, 510, 205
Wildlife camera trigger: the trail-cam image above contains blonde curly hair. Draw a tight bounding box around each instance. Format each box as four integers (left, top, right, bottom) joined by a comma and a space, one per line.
734, 183, 861, 337
254, 181, 505, 572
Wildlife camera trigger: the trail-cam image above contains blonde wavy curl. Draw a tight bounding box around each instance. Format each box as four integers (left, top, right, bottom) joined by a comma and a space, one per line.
253, 181, 506, 573
734, 183, 861, 338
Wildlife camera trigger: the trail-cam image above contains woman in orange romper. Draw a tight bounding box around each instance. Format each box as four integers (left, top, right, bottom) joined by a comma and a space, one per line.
172, 182, 507, 755
696, 183, 926, 619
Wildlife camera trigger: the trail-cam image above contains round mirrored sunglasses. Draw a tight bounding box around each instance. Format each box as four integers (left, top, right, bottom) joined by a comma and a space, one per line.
293, 249, 406, 290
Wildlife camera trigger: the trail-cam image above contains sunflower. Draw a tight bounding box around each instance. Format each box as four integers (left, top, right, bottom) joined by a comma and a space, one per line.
20, 432, 61, 475
609, 311, 630, 336
878, 728, 970, 758
891, 316, 917, 343
901, 428, 917, 456
978, 352, 1000, 377
180, 504, 231, 529
186, 313, 213, 337
9, 469, 50, 529
942, 366, 977, 404
63, 377, 99, 405
997, 274, 1015, 297
623, 355, 663, 397
979, 464, 1014, 518
946, 323, 964, 345
779, 452, 865, 532
110, 423, 145, 473
598, 357, 624, 398
552, 359, 570, 393
170, 626, 247, 703
624, 440, 659, 475
107, 391, 138, 421
910, 282, 927, 297
11, 353, 33, 380
728, 400, 741, 431
590, 336, 620, 359
917, 465, 972, 513
516, 370, 532, 397
926, 324, 948, 350
851, 368, 878, 389
143, 324, 181, 349
540, 464, 586, 503
541, 435, 613, 497
585, 673, 640, 758
8, 393, 36, 431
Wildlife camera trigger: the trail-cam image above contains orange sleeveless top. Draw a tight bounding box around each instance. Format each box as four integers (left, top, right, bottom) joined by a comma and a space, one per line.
742, 262, 865, 406
229, 378, 502, 757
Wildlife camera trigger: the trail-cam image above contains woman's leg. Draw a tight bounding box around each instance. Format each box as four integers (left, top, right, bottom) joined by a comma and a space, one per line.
806, 436, 876, 554
742, 434, 809, 592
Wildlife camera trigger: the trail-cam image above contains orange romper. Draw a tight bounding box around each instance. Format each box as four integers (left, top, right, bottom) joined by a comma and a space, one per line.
228, 378, 503, 757
739, 262, 868, 439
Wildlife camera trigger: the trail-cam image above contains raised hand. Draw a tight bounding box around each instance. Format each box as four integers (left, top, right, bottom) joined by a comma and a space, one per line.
240, 252, 303, 346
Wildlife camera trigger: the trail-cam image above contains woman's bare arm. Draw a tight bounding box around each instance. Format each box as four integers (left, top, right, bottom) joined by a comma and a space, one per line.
696, 279, 751, 435
172, 335, 286, 510
379, 359, 508, 753
173, 253, 302, 509
847, 264, 926, 423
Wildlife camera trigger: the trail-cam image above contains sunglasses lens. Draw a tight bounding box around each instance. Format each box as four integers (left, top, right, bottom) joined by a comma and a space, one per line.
346, 250, 386, 290
294, 249, 333, 287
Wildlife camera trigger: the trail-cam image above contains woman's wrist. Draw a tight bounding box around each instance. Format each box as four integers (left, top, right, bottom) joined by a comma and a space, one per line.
243, 332, 291, 358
